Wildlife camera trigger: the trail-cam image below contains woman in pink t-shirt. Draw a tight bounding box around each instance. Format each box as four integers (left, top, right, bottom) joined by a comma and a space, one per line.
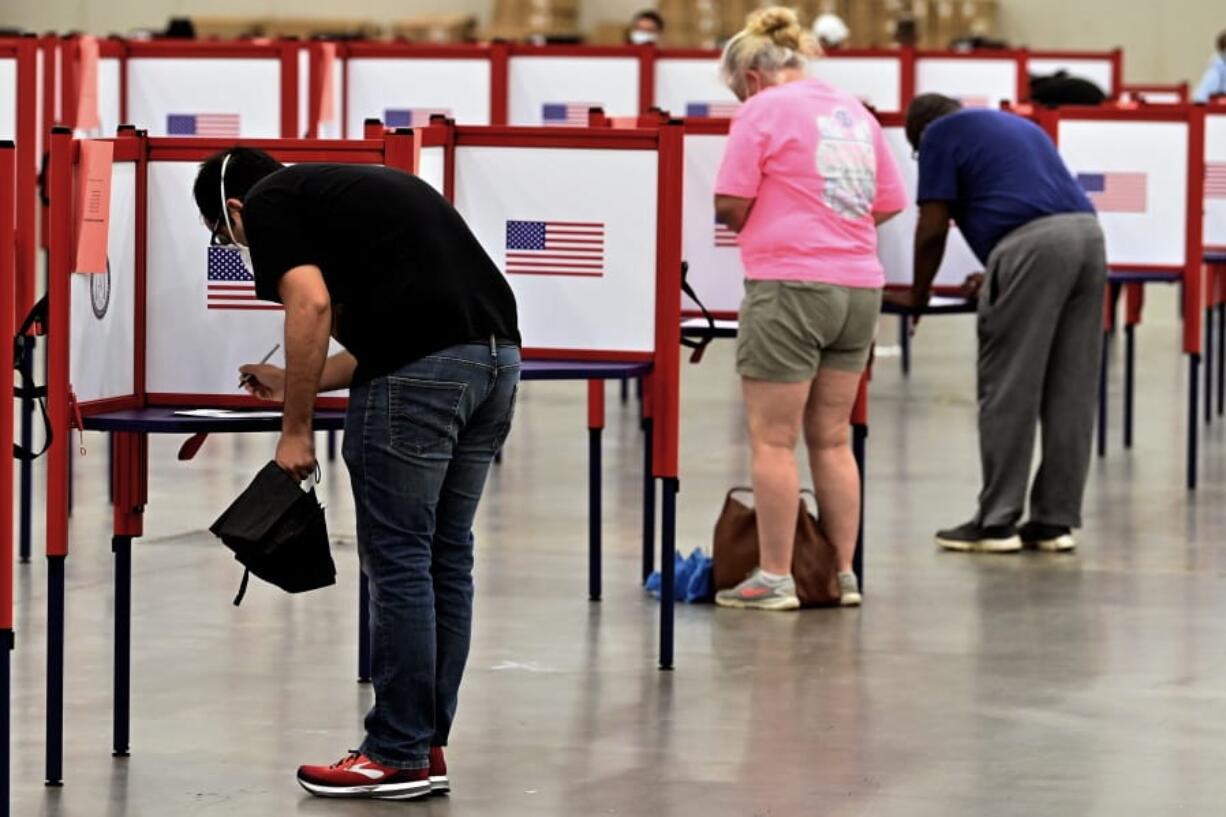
712, 7, 907, 611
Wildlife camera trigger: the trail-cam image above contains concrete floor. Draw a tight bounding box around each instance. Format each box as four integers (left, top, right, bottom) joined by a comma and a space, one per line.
11, 286, 1226, 816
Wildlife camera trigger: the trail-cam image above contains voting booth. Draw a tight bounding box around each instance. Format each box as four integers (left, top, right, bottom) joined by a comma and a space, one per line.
1205, 109, 1226, 255
809, 50, 910, 114
1043, 105, 1206, 485
1027, 49, 1122, 97
39, 121, 685, 785
915, 50, 1025, 108
124, 41, 299, 138
654, 49, 741, 121
507, 45, 649, 126
338, 43, 499, 136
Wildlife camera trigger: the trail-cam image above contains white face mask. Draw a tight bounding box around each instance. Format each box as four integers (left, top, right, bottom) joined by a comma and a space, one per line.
218, 153, 254, 273
629, 29, 658, 45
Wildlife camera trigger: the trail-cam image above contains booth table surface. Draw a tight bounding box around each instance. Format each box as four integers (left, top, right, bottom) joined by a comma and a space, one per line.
79, 360, 654, 433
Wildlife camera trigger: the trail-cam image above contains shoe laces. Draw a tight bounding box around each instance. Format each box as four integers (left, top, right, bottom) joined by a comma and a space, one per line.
331, 750, 365, 770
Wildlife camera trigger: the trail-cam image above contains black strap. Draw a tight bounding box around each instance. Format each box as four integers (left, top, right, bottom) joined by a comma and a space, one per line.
679, 261, 718, 364
11, 327, 53, 462
233, 569, 251, 606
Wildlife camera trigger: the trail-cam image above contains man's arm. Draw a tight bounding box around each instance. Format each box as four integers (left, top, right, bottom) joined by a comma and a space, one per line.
320, 351, 358, 392
910, 201, 952, 305
715, 194, 755, 233
277, 264, 331, 479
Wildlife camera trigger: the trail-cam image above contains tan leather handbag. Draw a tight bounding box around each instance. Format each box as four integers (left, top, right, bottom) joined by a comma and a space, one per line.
712, 487, 841, 606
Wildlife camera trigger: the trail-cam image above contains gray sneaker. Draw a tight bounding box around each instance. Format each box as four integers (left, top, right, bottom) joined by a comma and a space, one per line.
837, 571, 862, 607
715, 569, 800, 611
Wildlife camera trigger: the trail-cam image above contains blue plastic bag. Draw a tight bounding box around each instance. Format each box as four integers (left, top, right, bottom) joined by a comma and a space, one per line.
644, 548, 713, 603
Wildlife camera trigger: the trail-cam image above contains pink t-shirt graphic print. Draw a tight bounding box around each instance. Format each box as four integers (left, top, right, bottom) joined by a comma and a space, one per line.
715, 78, 906, 288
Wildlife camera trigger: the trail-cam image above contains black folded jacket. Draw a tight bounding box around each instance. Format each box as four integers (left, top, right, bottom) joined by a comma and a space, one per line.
210, 460, 336, 605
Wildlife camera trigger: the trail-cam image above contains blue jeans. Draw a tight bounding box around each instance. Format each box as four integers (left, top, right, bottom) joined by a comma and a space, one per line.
343, 340, 520, 769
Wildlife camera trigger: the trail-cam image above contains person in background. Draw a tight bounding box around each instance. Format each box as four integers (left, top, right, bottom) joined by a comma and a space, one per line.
192, 148, 520, 800
1029, 71, 1107, 107
887, 94, 1105, 555
1193, 30, 1226, 103
711, 7, 906, 611
893, 17, 918, 48
627, 10, 665, 45
812, 13, 850, 51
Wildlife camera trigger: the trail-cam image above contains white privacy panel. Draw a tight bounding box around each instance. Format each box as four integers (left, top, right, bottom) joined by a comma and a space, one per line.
682, 133, 743, 315
508, 57, 639, 125
73, 56, 123, 138
808, 56, 903, 113
1028, 58, 1115, 95
454, 146, 658, 354
877, 126, 981, 287
296, 47, 344, 139
71, 162, 137, 404
0, 58, 15, 141
347, 58, 490, 134
916, 57, 1019, 108
654, 58, 739, 119
146, 161, 286, 396
128, 58, 281, 137
419, 145, 446, 197
1059, 119, 1188, 268
1205, 113, 1226, 251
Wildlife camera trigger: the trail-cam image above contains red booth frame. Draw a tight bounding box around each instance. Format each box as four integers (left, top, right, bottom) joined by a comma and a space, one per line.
1034, 104, 1207, 487
1, 37, 38, 325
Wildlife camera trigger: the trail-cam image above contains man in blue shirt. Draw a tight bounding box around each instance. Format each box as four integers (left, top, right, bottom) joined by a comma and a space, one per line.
886, 94, 1107, 555
1193, 31, 1226, 103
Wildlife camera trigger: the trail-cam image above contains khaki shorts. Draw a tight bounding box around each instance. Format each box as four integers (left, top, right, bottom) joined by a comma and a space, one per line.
736, 280, 881, 382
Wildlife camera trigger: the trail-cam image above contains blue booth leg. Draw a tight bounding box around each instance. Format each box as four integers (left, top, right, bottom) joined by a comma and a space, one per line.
1218, 303, 1225, 416
658, 478, 678, 671
899, 314, 911, 377
18, 341, 34, 565
0, 630, 10, 817
588, 428, 602, 602
113, 536, 132, 758
1188, 355, 1200, 491
327, 430, 338, 462
1124, 325, 1135, 450
46, 556, 66, 786
1206, 308, 1215, 425
852, 423, 867, 589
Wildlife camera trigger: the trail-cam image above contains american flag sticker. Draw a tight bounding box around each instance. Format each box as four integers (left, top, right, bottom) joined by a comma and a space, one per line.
207, 247, 280, 311
167, 113, 241, 137
384, 108, 451, 128
542, 103, 596, 127
686, 102, 741, 118
1206, 163, 1226, 199
714, 221, 738, 248
1077, 172, 1148, 213
505, 220, 605, 277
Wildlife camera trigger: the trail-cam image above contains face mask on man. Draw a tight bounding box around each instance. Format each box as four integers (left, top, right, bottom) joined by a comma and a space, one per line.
218, 152, 254, 273
629, 29, 658, 45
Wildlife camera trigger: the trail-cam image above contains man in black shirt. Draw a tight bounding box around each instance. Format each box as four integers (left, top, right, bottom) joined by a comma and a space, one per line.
193, 148, 521, 800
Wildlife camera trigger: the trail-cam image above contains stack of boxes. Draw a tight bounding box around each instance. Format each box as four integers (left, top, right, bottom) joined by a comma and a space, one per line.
391, 15, 479, 43
657, 0, 724, 48
486, 0, 581, 41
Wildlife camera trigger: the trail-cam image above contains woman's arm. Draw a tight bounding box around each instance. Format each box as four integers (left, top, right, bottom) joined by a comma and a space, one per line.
715, 194, 756, 233
874, 210, 902, 226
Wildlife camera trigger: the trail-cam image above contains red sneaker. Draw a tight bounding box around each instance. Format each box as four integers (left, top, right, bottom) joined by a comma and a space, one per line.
297, 751, 431, 800
429, 746, 450, 795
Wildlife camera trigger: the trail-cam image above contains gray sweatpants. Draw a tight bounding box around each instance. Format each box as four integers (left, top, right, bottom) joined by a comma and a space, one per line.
975, 213, 1106, 529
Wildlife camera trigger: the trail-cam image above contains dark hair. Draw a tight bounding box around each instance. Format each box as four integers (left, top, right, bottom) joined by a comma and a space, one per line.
905, 93, 963, 151
193, 147, 283, 225
633, 10, 665, 30
1218, 30, 1226, 52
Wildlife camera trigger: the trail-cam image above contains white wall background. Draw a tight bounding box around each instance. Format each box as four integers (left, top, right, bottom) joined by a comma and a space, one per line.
1, 0, 1221, 85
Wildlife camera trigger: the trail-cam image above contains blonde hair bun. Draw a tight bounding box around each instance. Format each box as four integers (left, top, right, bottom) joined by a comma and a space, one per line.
746, 6, 807, 50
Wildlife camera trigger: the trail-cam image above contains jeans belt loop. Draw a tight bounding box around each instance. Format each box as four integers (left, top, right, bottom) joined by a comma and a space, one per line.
489, 334, 497, 359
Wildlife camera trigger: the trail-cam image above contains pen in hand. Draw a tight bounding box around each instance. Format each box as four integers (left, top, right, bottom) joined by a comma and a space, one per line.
238, 343, 281, 390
